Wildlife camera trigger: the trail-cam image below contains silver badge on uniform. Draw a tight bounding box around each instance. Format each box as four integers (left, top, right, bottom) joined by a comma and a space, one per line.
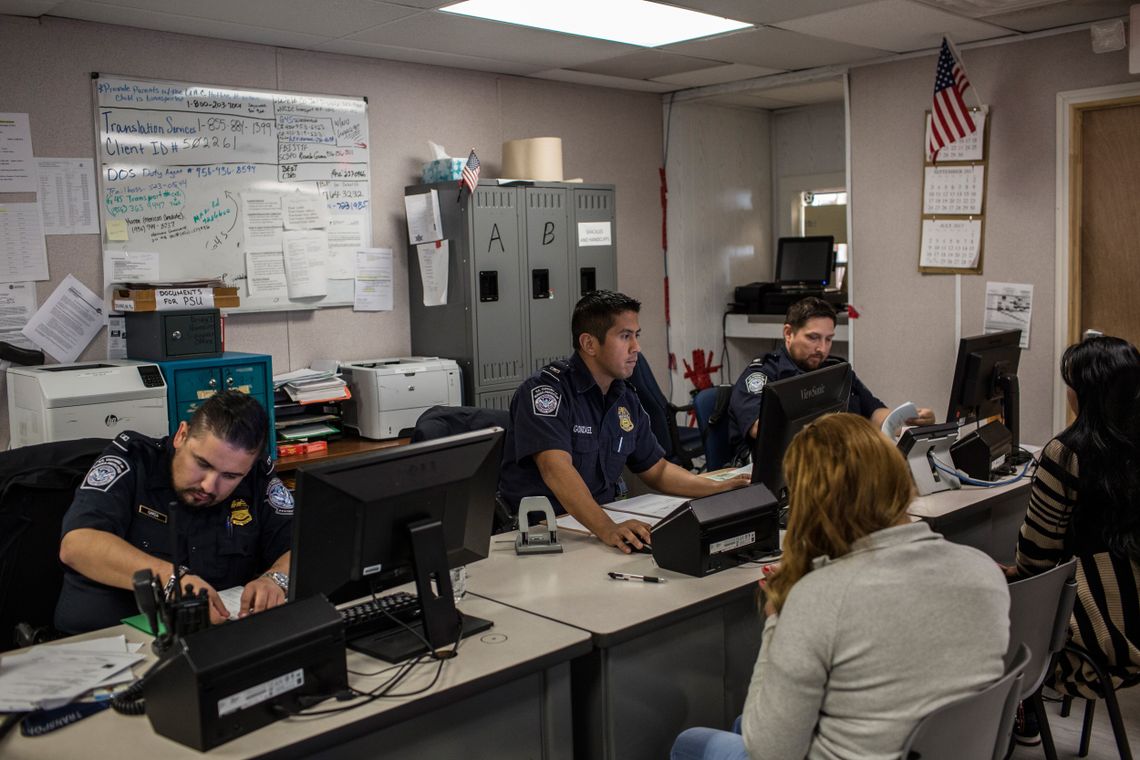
532, 385, 561, 416
266, 477, 294, 515
745, 372, 767, 395
81, 455, 131, 492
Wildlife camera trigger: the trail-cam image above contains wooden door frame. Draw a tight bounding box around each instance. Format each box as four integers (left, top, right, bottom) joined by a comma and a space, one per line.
1054, 83, 1140, 432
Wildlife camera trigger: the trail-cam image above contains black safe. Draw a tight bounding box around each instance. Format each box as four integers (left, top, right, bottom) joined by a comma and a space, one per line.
126, 308, 222, 361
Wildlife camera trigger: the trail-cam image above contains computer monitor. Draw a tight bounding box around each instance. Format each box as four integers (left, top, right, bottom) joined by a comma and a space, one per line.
945, 329, 1025, 466
775, 236, 835, 287
288, 428, 504, 658
750, 361, 853, 502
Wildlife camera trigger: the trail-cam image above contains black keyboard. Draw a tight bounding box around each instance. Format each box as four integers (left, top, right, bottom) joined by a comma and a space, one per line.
340, 591, 423, 639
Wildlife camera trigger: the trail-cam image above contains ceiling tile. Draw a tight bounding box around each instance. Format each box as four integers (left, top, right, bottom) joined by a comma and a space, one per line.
531, 69, 677, 93
652, 62, 785, 87
0, 0, 64, 16
976, 0, 1131, 31
774, 0, 1014, 53
757, 79, 846, 104
573, 50, 727, 80
704, 91, 802, 109
344, 10, 639, 68
660, 0, 883, 25
312, 37, 545, 75
663, 26, 889, 70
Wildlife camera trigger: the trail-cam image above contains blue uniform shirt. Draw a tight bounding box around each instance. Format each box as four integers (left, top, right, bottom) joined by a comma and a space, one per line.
55, 430, 294, 633
499, 353, 664, 514
727, 345, 887, 461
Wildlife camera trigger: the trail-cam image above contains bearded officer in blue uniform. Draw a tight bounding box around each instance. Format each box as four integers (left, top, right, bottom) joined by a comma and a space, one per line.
56, 390, 293, 633
499, 290, 749, 554
727, 297, 936, 463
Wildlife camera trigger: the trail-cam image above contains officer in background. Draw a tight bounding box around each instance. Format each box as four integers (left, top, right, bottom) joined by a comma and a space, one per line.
499, 290, 748, 554
727, 297, 936, 463
56, 391, 292, 634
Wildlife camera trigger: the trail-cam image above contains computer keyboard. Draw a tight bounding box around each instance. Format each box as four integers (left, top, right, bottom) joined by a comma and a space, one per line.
340, 591, 423, 639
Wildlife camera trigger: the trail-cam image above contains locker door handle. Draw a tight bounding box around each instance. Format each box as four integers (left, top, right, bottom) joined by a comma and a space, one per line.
580, 267, 597, 295
479, 271, 499, 302
532, 269, 551, 299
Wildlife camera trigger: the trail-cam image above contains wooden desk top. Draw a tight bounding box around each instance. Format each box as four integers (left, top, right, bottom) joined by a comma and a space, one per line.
274, 435, 409, 474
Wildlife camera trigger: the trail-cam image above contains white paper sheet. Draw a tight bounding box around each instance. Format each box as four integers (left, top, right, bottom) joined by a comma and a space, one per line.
984, 282, 1033, 349
0, 113, 37, 192
245, 250, 288, 298
36, 157, 100, 235
354, 247, 393, 312
219, 585, 245, 620
282, 193, 330, 230
107, 314, 127, 359
705, 463, 752, 482
327, 216, 364, 279
104, 250, 161, 286
21, 274, 106, 362
0, 644, 143, 712
578, 221, 612, 247
241, 192, 284, 252
0, 281, 37, 333
282, 230, 328, 298
0, 202, 49, 281
881, 401, 918, 440
556, 510, 660, 535
603, 493, 687, 519
417, 240, 449, 306
404, 189, 443, 244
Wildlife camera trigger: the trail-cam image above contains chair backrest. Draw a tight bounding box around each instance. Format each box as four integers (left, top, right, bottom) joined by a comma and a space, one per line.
900, 642, 1031, 760
1006, 558, 1078, 698
411, 405, 509, 443
627, 354, 674, 458
694, 385, 733, 470
0, 437, 109, 651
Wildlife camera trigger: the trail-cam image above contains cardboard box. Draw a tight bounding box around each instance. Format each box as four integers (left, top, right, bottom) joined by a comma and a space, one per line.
113, 286, 240, 312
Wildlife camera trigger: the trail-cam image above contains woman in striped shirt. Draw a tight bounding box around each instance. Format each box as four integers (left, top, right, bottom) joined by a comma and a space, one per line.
1014, 335, 1140, 699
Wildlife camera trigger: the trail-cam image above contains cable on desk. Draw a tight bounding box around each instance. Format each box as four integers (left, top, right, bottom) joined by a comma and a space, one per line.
928, 452, 1035, 488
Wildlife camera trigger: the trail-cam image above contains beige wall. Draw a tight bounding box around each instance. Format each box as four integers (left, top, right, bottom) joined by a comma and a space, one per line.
850, 30, 1135, 445
0, 15, 664, 447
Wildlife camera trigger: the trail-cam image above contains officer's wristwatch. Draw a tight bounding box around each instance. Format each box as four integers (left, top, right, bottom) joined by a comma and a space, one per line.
261, 571, 289, 595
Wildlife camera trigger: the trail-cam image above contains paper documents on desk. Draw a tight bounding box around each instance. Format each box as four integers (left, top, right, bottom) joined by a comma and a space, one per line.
0, 635, 144, 711
554, 494, 688, 534
705, 464, 752, 481
881, 401, 918, 440
557, 509, 659, 535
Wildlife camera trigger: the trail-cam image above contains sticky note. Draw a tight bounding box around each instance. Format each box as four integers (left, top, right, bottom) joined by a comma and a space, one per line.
106, 219, 129, 241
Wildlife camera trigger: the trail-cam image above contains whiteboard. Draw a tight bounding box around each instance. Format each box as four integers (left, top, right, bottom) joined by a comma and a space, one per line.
94, 74, 372, 312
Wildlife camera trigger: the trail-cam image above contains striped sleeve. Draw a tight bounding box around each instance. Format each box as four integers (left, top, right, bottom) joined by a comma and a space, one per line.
1016, 439, 1078, 576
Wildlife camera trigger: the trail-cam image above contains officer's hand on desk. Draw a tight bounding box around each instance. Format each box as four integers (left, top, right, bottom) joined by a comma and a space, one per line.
905, 408, 936, 426
240, 576, 286, 617
598, 518, 653, 554
717, 474, 751, 491
179, 574, 230, 625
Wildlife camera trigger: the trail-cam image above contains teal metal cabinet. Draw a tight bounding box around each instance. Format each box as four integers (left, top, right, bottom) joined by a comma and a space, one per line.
156, 352, 276, 458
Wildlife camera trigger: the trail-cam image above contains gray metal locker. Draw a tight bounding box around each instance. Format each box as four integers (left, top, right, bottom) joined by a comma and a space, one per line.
407, 180, 615, 410
571, 187, 617, 303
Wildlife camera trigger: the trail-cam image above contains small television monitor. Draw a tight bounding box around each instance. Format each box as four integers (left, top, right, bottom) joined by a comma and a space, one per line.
776, 236, 835, 287
945, 329, 1025, 465
750, 361, 853, 502
289, 428, 504, 658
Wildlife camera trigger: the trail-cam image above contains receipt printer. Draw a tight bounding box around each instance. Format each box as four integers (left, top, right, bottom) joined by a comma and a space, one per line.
341, 357, 461, 440
7, 360, 169, 447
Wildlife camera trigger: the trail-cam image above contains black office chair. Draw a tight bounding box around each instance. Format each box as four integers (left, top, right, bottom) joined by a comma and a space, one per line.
1058, 638, 1134, 758
0, 437, 109, 652
693, 385, 734, 471
628, 354, 703, 471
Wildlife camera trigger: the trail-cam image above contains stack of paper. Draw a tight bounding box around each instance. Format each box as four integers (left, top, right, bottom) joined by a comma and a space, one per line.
272, 367, 337, 389
0, 635, 144, 712
556, 493, 688, 534
282, 375, 350, 403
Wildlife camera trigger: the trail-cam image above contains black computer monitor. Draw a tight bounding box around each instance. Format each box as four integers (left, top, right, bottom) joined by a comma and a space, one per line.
945, 329, 1025, 465
750, 361, 853, 502
776, 236, 835, 287
288, 428, 504, 658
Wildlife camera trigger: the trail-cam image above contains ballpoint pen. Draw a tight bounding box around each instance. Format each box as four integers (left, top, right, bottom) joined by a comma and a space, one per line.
608, 572, 665, 583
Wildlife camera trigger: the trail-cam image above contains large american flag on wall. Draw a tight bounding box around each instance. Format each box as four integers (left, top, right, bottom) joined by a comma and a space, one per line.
928, 37, 976, 162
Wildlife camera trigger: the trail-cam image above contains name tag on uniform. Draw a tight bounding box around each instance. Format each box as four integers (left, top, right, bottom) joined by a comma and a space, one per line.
138, 504, 168, 524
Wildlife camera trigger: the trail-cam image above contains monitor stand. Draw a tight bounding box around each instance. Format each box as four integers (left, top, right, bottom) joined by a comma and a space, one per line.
997, 372, 1031, 466
348, 518, 492, 663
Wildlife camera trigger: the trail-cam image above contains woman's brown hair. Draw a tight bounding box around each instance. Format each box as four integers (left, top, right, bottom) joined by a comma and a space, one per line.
763, 413, 914, 614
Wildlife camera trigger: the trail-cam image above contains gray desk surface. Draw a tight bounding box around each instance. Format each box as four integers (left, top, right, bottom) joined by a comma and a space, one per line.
908, 478, 1031, 520
468, 530, 768, 648
2, 595, 591, 760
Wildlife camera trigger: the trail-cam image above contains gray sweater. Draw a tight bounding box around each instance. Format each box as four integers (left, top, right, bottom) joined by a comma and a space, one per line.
741, 521, 1010, 760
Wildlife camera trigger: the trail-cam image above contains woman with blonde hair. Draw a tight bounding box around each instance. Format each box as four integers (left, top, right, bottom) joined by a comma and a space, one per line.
672, 413, 1010, 760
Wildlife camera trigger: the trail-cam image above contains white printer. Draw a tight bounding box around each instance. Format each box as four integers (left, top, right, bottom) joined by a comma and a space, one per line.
341, 357, 461, 440
7, 360, 170, 447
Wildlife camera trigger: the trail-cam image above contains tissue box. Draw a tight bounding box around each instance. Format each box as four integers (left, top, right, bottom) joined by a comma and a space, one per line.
422, 157, 466, 184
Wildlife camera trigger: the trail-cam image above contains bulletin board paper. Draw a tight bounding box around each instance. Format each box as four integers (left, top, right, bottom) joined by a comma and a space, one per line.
923, 165, 985, 215
94, 74, 371, 313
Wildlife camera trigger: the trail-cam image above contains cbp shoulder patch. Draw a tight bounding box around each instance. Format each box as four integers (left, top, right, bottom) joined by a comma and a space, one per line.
266, 477, 294, 515
81, 455, 131, 492
531, 385, 561, 417
745, 372, 768, 395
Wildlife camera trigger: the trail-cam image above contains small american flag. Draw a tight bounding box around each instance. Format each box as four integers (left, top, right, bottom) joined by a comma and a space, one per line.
460, 149, 480, 195
929, 38, 976, 162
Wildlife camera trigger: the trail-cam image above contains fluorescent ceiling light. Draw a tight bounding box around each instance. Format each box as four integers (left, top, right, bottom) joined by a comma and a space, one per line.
441, 0, 752, 47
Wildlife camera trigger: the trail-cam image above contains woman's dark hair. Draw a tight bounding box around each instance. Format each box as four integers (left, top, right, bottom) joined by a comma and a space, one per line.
1057, 336, 1140, 559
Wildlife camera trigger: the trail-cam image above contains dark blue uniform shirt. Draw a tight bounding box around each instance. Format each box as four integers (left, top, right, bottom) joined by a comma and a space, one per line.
499, 353, 664, 514
55, 431, 293, 634
727, 345, 887, 461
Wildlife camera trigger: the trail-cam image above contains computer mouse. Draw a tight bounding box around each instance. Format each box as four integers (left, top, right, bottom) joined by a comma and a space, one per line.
623, 541, 653, 555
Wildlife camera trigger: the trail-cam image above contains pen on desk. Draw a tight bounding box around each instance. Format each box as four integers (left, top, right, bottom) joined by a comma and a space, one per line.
608, 572, 665, 583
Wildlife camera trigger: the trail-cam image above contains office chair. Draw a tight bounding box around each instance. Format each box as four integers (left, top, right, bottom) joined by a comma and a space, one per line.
0, 437, 109, 652
900, 643, 1030, 760
693, 385, 734, 471
1005, 558, 1079, 760
628, 354, 703, 471
1058, 641, 1134, 758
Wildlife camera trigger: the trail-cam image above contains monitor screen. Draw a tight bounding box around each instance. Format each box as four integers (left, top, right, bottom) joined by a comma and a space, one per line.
946, 330, 1022, 425
776, 236, 834, 287
288, 428, 504, 605
750, 361, 853, 501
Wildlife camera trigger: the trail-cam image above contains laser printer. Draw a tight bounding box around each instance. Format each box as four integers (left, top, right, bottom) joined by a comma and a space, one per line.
341, 357, 461, 440
7, 360, 170, 447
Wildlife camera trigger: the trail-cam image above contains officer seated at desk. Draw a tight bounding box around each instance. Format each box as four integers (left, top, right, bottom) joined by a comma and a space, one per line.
55, 390, 293, 634
498, 290, 749, 554
727, 296, 936, 464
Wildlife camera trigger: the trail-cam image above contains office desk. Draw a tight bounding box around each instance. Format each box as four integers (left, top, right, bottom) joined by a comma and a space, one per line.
909, 479, 1031, 563
467, 531, 766, 760
3, 595, 591, 760
274, 435, 409, 474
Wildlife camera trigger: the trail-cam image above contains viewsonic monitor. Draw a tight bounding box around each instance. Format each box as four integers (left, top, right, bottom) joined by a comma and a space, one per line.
945, 329, 1026, 468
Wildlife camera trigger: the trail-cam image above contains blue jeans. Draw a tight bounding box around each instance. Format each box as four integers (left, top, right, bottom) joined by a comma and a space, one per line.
671, 716, 749, 760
